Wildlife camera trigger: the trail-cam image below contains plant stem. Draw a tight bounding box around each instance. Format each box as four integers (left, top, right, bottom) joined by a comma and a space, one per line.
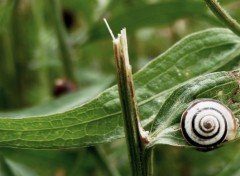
0, 1, 17, 109
110, 26, 151, 175
30, 0, 51, 102
10, 0, 32, 108
143, 148, 154, 176
204, 0, 240, 37
49, 0, 76, 81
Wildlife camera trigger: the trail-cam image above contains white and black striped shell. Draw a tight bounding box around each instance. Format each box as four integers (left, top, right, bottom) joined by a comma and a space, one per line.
181, 99, 239, 149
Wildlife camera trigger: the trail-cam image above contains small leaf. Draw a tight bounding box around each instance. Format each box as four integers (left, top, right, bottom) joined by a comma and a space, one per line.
0, 28, 239, 149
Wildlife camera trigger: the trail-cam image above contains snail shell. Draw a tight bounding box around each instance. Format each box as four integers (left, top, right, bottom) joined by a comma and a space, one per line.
181, 99, 239, 149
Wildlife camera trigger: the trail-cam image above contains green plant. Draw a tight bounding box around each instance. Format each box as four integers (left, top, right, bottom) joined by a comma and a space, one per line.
1, 0, 240, 175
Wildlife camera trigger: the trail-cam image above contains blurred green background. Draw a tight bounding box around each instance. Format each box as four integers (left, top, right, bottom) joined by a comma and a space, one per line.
0, 0, 240, 175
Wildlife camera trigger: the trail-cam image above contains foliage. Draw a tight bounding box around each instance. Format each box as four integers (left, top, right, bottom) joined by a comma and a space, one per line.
0, 0, 240, 175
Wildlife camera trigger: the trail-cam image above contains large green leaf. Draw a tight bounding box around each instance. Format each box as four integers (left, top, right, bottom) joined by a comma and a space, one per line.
0, 28, 239, 149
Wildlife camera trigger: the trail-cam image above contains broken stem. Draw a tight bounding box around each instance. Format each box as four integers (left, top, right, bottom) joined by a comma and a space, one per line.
105, 19, 151, 176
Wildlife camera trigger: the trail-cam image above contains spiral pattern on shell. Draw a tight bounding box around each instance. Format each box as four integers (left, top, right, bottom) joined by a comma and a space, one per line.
181, 99, 238, 148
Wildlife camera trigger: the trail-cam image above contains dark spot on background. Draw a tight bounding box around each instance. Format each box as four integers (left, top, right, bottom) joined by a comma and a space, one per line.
62, 9, 75, 30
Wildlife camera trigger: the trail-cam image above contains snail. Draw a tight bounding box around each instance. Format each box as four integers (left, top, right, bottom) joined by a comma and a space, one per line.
181, 99, 239, 149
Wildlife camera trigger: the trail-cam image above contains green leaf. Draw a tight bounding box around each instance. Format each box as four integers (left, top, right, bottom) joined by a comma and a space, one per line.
0, 28, 239, 149
149, 71, 240, 148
